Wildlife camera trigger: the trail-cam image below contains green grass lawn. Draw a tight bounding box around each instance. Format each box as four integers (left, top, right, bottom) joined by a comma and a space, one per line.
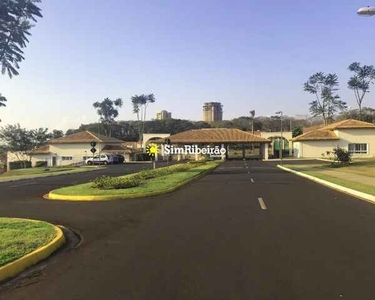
0, 166, 104, 182
0, 218, 57, 267
284, 159, 375, 196
50, 161, 220, 199
285, 158, 375, 178
304, 172, 375, 196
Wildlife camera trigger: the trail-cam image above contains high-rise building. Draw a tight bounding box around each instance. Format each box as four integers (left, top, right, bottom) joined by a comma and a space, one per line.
202, 102, 223, 123
156, 110, 172, 120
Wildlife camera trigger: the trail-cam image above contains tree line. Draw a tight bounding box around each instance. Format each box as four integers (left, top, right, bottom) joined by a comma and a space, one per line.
304, 62, 375, 124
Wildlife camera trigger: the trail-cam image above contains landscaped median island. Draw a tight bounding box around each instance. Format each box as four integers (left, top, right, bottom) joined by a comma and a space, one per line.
0, 166, 105, 182
280, 158, 375, 201
0, 218, 65, 282
47, 160, 221, 201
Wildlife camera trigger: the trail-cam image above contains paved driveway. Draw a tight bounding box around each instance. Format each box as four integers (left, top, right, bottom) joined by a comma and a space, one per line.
1, 160, 375, 299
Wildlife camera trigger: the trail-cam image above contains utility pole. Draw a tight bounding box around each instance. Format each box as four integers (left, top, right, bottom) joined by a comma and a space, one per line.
249, 110, 255, 134
275, 111, 283, 165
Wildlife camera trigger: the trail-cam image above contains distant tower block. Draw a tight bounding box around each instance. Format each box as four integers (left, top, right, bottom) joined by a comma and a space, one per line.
202, 102, 223, 123
156, 110, 172, 120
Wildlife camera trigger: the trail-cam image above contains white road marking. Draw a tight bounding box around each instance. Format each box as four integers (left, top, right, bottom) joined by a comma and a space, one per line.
251, 178, 254, 183
245, 166, 249, 169
10, 182, 37, 188
258, 198, 267, 210
221, 167, 243, 169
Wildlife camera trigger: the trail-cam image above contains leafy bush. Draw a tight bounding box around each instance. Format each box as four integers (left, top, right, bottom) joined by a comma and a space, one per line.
92, 161, 208, 190
187, 160, 207, 165
35, 161, 47, 168
92, 176, 142, 190
9, 160, 31, 170
332, 146, 351, 164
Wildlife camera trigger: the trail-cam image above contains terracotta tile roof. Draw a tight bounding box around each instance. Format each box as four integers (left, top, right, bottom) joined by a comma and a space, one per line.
292, 130, 339, 142
122, 141, 141, 148
102, 144, 141, 154
30, 145, 51, 154
157, 128, 271, 144
294, 119, 375, 142
322, 119, 375, 130
303, 125, 324, 132
49, 131, 123, 144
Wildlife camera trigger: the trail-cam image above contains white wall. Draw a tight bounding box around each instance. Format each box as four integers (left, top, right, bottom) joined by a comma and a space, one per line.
335, 129, 375, 157
142, 133, 170, 149
7, 152, 53, 168
293, 141, 338, 158
294, 128, 375, 158
50, 143, 107, 166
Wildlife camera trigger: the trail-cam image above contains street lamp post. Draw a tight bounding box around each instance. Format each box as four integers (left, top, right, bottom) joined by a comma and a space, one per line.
275, 111, 283, 165
357, 6, 375, 16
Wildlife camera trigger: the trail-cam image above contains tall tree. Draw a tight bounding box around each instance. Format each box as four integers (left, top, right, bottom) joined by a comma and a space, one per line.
0, 0, 43, 78
93, 97, 123, 137
347, 62, 375, 120
51, 129, 63, 139
0, 0, 42, 109
292, 125, 303, 138
0, 93, 6, 121
0, 124, 51, 168
0, 94, 6, 108
304, 72, 347, 125
131, 94, 156, 149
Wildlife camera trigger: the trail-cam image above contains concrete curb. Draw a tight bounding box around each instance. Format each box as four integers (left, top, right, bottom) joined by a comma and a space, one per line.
45, 163, 222, 201
315, 158, 334, 163
0, 167, 106, 184
0, 219, 65, 282
264, 158, 317, 162
278, 165, 375, 204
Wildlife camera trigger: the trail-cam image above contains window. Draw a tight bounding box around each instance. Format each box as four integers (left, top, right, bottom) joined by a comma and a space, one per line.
348, 143, 368, 154
61, 156, 73, 161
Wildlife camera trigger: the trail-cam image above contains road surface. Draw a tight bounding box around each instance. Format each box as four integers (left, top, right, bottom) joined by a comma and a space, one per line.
1, 160, 375, 299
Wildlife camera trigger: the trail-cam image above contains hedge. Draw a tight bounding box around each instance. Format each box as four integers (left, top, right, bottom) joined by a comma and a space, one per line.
9, 160, 32, 170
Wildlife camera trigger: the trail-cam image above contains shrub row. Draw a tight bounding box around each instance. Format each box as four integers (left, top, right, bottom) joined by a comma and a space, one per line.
92, 176, 142, 190
35, 161, 48, 168
9, 160, 32, 170
93, 160, 208, 190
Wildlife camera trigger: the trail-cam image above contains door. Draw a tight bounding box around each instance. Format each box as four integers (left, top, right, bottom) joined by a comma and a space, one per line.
52, 156, 57, 167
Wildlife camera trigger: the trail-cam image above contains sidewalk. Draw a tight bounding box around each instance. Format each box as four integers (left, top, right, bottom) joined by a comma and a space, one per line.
320, 170, 375, 186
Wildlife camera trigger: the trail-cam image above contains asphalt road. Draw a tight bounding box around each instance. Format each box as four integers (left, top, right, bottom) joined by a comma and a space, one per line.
1, 160, 375, 299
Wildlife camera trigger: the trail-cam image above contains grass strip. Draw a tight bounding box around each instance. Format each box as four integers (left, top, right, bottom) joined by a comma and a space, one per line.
50, 161, 220, 199
0, 218, 57, 267
284, 164, 375, 197
0, 166, 104, 182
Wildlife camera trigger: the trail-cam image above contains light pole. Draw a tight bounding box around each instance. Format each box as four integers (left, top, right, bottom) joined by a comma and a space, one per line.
275, 111, 283, 164
357, 6, 375, 16
249, 110, 255, 134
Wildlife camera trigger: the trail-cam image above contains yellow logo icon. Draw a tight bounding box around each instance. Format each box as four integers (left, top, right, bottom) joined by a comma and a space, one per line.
146, 143, 159, 157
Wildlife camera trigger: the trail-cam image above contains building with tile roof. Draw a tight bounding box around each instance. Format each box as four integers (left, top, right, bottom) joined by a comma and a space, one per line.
154, 128, 271, 160
7, 131, 139, 168
292, 119, 375, 158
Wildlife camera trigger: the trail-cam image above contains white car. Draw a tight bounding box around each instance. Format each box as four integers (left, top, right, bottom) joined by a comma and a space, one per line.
85, 154, 114, 165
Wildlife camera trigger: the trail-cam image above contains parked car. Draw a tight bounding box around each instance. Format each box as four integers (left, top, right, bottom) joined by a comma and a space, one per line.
85, 154, 115, 165
113, 154, 125, 164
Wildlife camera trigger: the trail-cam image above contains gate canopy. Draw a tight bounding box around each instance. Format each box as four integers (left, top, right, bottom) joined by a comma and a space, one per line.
154, 128, 271, 144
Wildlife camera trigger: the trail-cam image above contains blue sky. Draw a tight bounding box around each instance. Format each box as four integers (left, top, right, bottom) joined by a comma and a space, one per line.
0, 0, 374, 131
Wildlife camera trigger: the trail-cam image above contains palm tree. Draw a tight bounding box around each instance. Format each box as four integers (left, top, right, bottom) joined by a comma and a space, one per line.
131, 94, 156, 149
0, 94, 6, 108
